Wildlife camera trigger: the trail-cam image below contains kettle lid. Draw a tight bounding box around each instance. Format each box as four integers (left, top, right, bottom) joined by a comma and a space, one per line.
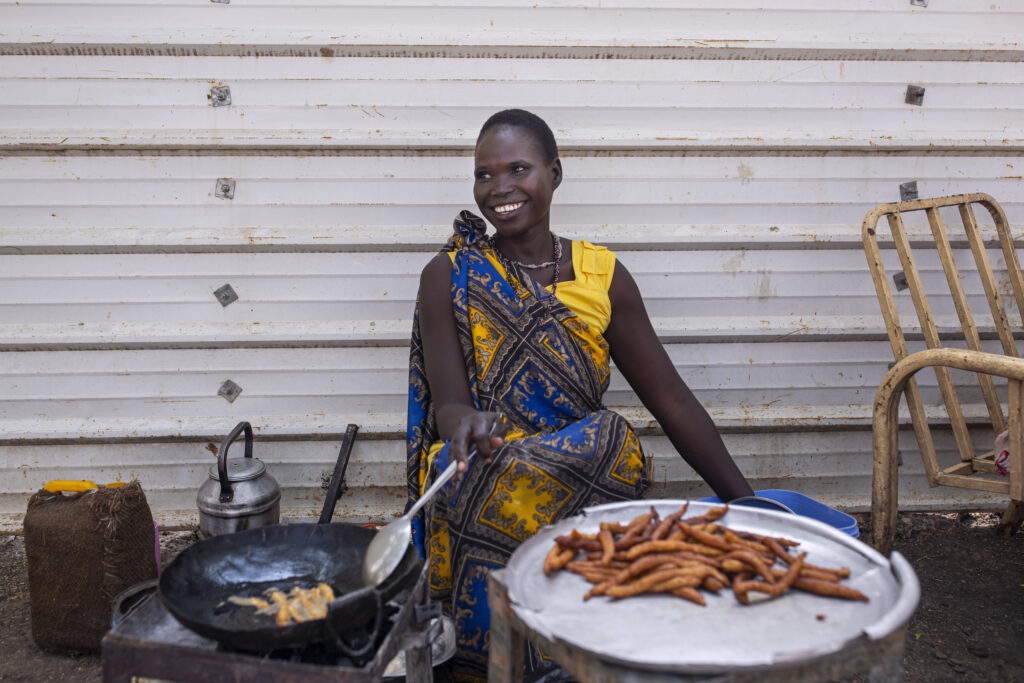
208, 457, 266, 483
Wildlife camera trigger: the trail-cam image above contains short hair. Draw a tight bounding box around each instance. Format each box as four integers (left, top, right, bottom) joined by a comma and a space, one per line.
477, 109, 559, 162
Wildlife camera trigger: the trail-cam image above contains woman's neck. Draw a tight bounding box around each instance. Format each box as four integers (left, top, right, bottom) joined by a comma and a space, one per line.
493, 229, 556, 265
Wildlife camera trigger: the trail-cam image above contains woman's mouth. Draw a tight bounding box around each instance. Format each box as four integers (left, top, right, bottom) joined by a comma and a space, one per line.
492, 201, 525, 217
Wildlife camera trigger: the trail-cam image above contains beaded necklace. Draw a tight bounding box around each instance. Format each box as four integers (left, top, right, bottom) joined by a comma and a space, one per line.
489, 233, 562, 314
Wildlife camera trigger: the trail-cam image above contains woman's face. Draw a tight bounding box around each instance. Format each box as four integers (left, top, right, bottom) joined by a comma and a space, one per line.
473, 124, 562, 240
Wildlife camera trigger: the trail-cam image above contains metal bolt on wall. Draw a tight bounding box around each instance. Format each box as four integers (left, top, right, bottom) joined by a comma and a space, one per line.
215, 179, 235, 199
218, 380, 243, 403
905, 85, 926, 106
209, 86, 231, 107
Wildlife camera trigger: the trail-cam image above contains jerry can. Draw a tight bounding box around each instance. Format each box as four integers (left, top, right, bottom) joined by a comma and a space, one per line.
23, 480, 158, 653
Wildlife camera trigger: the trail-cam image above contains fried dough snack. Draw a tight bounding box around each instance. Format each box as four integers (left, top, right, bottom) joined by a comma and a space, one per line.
545, 504, 868, 607
228, 582, 336, 625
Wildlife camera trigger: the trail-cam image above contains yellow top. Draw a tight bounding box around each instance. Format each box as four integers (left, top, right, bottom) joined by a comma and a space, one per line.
447, 239, 616, 334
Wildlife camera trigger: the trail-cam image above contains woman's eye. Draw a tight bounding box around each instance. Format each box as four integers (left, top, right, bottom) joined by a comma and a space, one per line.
513, 165, 527, 174
475, 172, 491, 181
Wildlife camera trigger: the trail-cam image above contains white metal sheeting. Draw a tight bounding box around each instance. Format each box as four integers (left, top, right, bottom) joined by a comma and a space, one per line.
2, 248, 1021, 348
1, 1, 1022, 531
1, 154, 1022, 250
0, 341, 1012, 440
0, 429, 1006, 530
2, 1, 1021, 59
3, 56, 1023, 150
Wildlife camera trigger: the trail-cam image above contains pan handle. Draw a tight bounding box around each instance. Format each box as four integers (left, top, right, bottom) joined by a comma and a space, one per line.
324, 586, 385, 663
318, 423, 359, 524
218, 421, 253, 503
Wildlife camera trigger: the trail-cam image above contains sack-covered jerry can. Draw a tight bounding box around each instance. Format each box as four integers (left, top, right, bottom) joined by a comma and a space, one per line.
23, 480, 158, 653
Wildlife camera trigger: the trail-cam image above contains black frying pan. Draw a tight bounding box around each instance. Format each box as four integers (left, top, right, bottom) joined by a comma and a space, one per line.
158, 522, 421, 658
159, 425, 423, 661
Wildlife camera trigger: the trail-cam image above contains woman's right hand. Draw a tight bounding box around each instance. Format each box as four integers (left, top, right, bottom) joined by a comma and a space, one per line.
449, 411, 508, 472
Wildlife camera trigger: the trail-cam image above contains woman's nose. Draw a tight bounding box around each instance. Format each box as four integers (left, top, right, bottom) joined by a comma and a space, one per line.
494, 176, 514, 195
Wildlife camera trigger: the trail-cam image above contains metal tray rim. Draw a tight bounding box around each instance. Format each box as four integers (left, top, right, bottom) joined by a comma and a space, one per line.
504, 499, 919, 674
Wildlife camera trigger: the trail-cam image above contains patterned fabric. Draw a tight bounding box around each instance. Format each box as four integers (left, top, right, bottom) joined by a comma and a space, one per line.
406, 211, 648, 680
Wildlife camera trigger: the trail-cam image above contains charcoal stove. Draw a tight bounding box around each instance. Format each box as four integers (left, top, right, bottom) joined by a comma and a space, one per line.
101, 559, 437, 683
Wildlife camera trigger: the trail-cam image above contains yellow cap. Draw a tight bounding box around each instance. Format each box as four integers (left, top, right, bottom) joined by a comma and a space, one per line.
43, 480, 127, 493
43, 480, 99, 493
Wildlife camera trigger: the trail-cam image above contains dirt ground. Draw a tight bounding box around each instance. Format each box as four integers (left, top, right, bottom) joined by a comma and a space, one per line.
1, 513, 1021, 682
866, 512, 1024, 683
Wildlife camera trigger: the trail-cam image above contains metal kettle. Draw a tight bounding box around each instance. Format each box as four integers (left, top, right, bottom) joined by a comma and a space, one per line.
196, 421, 281, 536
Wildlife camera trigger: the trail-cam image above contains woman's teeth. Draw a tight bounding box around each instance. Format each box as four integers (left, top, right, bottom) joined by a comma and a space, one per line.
494, 201, 524, 215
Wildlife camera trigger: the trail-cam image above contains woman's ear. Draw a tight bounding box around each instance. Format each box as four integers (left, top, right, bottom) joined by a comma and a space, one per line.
551, 158, 563, 191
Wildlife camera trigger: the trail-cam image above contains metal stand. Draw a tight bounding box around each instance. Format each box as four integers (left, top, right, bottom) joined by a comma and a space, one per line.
403, 601, 440, 683
102, 562, 433, 682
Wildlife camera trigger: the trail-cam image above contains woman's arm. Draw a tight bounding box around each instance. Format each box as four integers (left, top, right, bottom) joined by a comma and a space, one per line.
603, 260, 754, 501
418, 253, 504, 471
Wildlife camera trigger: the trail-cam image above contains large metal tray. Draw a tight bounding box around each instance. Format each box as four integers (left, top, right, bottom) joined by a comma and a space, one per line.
504, 499, 919, 674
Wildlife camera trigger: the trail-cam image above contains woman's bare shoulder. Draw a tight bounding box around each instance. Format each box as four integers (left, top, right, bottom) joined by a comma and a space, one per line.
608, 258, 642, 308
420, 251, 453, 288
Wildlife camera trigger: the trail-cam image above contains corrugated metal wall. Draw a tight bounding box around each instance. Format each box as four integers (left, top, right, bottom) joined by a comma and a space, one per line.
1, 1, 1022, 530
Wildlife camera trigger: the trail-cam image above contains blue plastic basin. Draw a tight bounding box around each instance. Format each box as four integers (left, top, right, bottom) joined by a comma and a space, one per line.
697, 489, 860, 538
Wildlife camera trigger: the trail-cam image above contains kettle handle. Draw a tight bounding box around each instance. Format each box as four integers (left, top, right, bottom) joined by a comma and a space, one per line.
218, 421, 253, 503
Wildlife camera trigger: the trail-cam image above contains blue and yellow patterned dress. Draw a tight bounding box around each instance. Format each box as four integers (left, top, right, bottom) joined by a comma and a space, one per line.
406, 211, 648, 680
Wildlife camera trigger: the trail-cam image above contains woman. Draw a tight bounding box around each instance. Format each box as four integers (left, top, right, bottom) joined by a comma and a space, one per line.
406, 109, 753, 679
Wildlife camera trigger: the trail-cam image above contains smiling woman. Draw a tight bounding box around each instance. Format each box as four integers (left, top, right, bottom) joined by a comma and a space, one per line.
405, 109, 753, 680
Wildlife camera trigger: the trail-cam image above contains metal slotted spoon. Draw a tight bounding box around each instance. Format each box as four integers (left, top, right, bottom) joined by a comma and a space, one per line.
362, 459, 458, 587
363, 420, 502, 588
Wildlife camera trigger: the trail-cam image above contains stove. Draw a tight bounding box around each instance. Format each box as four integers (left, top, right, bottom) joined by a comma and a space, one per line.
101, 561, 437, 683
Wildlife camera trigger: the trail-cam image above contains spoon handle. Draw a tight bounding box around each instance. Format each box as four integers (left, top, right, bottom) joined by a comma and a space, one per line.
404, 419, 502, 521
404, 460, 458, 520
